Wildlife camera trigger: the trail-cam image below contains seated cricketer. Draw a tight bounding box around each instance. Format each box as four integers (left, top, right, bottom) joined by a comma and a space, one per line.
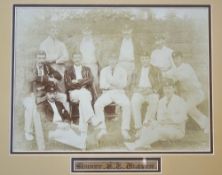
64, 52, 101, 148
23, 50, 68, 141
131, 54, 159, 138
41, 83, 99, 151
34, 50, 69, 110
125, 78, 188, 150
94, 54, 131, 140
39, 82, 70, 123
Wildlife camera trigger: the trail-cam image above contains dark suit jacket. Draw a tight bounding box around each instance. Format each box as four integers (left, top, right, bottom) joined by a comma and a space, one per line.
32, 63, 62, 100
38, 100, 70, 122
132, 65, 163, 94
64, 65, 96, 102
35, 62, 62, 84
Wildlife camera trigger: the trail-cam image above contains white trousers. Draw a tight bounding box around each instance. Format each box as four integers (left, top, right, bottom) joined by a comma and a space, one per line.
23, 93, 68, 132
23, 94, 45, 150
94, 90, 131, 132
131, 92, 159, 129
23, 94, 36, 134
69, 88, 95, 132
23, 93, 68, 134
55, 92, 69, 112
134, 122, 185, 148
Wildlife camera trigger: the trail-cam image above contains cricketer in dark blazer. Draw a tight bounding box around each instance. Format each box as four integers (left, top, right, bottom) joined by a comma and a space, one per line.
38, 83, 70, 123
32, 50, 62, 103
64, 62, 97, 103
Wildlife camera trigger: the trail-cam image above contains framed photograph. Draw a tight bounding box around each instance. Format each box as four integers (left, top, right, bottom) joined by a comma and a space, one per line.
11, 4, 212, 154
2, 0, 222, 175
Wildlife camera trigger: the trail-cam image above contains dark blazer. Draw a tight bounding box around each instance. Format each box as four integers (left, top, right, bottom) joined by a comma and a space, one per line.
149, 65, 163, 95
35, 62, 62, 84
132, 65, 163, 94
32, 63, 62, 99
64, 65, 96, 102
38, 100, 70, 122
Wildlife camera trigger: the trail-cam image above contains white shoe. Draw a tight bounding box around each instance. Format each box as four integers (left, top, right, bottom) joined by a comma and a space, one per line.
25, 133, 34, 141
124, 142, 136, 151
122, 130, 131, 140
96, 129, 107, 140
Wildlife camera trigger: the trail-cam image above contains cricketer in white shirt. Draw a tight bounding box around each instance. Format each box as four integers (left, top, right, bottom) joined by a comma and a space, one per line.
150, 37, 176, 74
150, 46, 175, 71
39, 36, 69, 65
164, 52, 209, 133
125, 80, 188, 150
118, 30, 135, 85
94, 57, 131, 140
39, 28, 69, 94
80, 31, 99, 84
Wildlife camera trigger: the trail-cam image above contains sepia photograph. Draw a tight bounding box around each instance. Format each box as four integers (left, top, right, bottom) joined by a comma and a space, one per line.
11, 5, 212, 153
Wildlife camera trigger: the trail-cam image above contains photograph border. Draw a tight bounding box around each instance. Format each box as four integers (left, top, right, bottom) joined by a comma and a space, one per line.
10, 3, 213, 154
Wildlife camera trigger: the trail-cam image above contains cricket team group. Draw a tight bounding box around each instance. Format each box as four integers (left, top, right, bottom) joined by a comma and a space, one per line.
22, 25, 210, 151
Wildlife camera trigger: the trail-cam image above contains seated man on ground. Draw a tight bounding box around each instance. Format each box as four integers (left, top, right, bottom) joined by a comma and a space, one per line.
39, 82, 70, 124
40, 82, 100, 151
38, 83, 80, 150
125, 79, 188, 150
38, 83, 70, 146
